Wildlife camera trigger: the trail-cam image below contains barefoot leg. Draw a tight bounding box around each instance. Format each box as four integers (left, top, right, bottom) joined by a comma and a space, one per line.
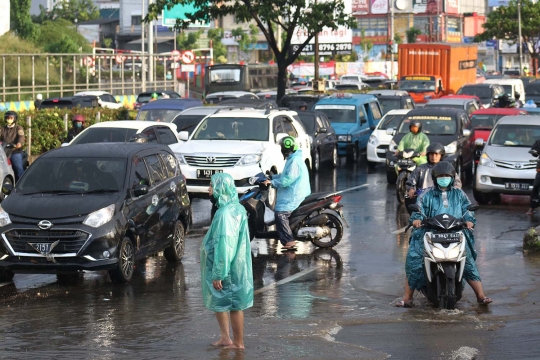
225, 310, 245, 349
212, 311, 233, 346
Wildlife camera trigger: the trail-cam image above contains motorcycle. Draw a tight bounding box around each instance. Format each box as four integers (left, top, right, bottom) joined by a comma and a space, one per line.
395, 149, 420, 204
1, 142, 29, 173
240, 172, 348, 248
407, 203, 479, 309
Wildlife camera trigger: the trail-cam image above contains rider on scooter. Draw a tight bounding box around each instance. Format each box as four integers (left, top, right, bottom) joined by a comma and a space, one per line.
65, 114, 86, 143
394, 121, 430, 166
0, 111, 25, 182
262, 136, 310, 250
397, 161, 492, 307
406, 142, 461, 199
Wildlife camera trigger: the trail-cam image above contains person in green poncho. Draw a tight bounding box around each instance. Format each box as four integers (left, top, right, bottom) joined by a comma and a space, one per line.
201, 173, 254, 349
395, 121, 430, 165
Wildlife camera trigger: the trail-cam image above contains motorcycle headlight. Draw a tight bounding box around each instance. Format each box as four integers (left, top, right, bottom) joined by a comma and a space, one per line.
0, 206, 11, 228
444, 141, 457, 154
432, 247, 446, 259
238, 154, 261, 166
337, 135, 352, 142
175, 153, 187, 165
389, 140, 398, 152
83, 204, 115, 228
479, 153, 495, 168
368, 135, 378, 145
448, 246, 460, 259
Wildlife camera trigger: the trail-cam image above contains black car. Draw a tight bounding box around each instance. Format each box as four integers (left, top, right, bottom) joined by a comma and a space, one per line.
385, 108, 475, 183
456, 83, 505, 107
134, 90, 182, 110
218, 98, 278, 110
367, 90, 416, 115
525, 81, 540, 106
277, 94, 327, 110
0, 143, 191, 283
39, 96, 100, 110
295, 111, 338, 171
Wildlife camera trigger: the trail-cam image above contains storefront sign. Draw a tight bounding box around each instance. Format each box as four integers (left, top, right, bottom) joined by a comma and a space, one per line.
370, 0, 388, 14
352, 0, 369, 13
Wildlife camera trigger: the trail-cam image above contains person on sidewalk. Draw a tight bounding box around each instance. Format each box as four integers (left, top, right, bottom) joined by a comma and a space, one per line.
201, 173, 253, 349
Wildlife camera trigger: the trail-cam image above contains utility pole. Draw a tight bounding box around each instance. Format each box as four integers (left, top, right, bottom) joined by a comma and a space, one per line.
141, 0, 146, 91
148, 0, 154, 83
389, 0, 394, 81
314, 0, 319, 82
518, 0, 524, 75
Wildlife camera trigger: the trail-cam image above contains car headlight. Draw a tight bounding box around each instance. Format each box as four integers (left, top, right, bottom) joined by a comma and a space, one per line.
238, 154, 261, 166
337, 135, 352, 142
83, 204, 115, 228
368, 135, 378, 145
389, 140, 398, 152
444, 141, 457, 154
448, 246, 460, 259
175, 153, 187, 165
0, 206, 11, 228
479, 153, 495, 168
432, 247, 445, 259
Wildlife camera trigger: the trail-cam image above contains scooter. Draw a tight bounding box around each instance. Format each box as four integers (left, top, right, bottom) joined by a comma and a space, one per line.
1, 142, 29, 173
407, 203, 479, 309
240, 172, 348, 248
395, 149, 420, 204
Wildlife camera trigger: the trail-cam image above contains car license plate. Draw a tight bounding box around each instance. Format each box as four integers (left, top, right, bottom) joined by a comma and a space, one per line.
432, 233, 461, 242
505, 182, 529, 190
29, 243, 51, 253
197, 169, 223, 178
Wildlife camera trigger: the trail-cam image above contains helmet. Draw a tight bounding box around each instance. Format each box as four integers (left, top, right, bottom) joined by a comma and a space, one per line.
431, 161, 456, 188
498, 93, 509, 107
129, 134, 148, 143
278, 136, 298, 158
409, 121, 422, 133
72, 114, 85, 124
4, 111, 17, 122
151, 92, 159, 99
36, 94, 43, 100
507, 97, 516, 108
426, 142, 445, 158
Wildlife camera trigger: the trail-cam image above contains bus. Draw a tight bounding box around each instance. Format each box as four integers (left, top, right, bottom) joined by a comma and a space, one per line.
204, 64, 279, 95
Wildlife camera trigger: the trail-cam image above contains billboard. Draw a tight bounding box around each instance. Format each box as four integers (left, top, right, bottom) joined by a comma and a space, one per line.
445, 0, 459, 14
413, 0, 442, 14
0, 1, 9, 37
370, 0, 388, 14
352, 0, 369, 13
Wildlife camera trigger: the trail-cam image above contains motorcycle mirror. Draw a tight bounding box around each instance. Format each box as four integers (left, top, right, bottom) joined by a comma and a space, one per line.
408, 204, 422, 213
249, 177, 257, 185
467, 204, 480, 212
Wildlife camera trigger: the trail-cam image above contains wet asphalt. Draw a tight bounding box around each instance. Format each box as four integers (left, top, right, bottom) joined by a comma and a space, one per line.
1, 160, 540, 359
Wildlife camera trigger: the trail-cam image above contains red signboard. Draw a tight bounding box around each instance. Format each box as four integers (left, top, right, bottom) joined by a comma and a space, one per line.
352, 0, 369, 13
445, 0, 459, 14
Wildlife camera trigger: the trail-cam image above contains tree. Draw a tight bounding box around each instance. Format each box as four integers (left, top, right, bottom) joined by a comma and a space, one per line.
475, 0, 540, 75
232, 24, 259, 52
147, 0, 356, 100
10, 0, 39, 41
37, 0, 99, 23
358, 29, 373, 62
207, 28, 228, 62
35, 19, 92, 53
177, 29, 204, 50
406, 27, 421, 44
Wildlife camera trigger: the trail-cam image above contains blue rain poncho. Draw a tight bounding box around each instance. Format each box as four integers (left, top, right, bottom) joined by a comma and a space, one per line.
406, 185, 481, 290
201, 173, 254, 312
271, 150, 311, 212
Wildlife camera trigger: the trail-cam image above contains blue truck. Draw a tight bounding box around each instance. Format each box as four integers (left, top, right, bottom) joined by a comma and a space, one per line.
313, 94, 383, 162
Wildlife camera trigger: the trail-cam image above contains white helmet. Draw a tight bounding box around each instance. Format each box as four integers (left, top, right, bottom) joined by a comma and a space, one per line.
36, 94, 43, 100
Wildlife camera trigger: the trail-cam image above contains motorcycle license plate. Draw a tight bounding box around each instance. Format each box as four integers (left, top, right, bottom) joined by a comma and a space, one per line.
431, 233, 461, 243
505, 182, 529, 190
197, 169, 223, 178
29, 243, 51, 253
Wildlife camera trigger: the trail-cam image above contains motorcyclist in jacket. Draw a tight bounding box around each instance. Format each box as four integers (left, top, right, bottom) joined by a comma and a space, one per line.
406, 142, 462, 199
526, 139, 540, 215
263, 136, 311, 250
65, 114, 85, 143
394, 121, 430, 166
397, 161, 492, 307
0, 111, 25, 182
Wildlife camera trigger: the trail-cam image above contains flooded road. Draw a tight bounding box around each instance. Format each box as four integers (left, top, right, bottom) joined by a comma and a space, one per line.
1, 162, 539, 359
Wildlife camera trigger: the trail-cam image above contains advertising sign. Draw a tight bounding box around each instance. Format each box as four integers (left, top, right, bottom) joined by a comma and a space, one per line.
412, 0, 442, 13
445, 0, 459, 14
162, 3, 210, 27
370, 0, 388, 14
352, 0, 369, 13
0, 1, 9, 36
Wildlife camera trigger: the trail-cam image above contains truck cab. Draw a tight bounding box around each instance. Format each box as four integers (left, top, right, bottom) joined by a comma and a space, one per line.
313, 93, 383, 162
398, 75, 444, 104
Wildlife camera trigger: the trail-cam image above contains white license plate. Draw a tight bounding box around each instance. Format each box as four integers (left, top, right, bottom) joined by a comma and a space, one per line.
505, 182, 529, 190
432, 233, 460, 241
197, 169, 223, 178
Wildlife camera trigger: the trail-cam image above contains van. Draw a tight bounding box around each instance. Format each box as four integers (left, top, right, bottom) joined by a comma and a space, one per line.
483, 78, 525, 102
313, 93, 383, 162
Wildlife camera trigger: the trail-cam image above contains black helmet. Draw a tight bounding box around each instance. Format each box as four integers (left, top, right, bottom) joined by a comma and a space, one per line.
498, 93, 509, 107
278, 136, 298, 158
431, 161, 456, 188
409, 121, 422, 132
426, 142, 445, 158
129, 134, 148, 143
4, 111, 17, 122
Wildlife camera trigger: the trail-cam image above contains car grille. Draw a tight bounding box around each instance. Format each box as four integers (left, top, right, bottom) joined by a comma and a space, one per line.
187, 177, 251, 187
184, 156, 241, 168
494, 160, 536, 170
490, 177, 534, 186
4, 229, 89, 254
376, 145, 388, 158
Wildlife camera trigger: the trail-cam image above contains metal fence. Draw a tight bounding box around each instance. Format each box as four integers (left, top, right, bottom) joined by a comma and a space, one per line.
0, 53, 186, 102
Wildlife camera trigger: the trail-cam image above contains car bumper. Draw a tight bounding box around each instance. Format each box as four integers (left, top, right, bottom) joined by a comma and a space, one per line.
475, 164, 535, 194
367, 143, 389, 163
337, 142, 355, 156
180, 163, 259, 196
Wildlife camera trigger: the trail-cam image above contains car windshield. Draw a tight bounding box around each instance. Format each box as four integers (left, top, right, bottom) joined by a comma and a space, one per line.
297, 114, 315, 133
173, 114, 207, 133
424, 104, 463, 110
314, 105, 356, 123
525, 84, 540, 95
489, 124, 540, 147
192, 117, 269, 141
341, 76, 360, 82
137, 93, 157, 103
17, 157, 126, 194
379, 114, 407, 130
471, 114, 505, 129
399, 80, 436, 91
71, 128, 138, 144
378, 99, 402, 114
335, 84, 360, 90
457, 86, 491, 99
138, 109, 179, 122
209, 69, 241, 83
398, 116, 456, 135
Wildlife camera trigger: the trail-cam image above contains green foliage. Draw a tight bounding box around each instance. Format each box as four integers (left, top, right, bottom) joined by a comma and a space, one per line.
35, 0, 100, 23
177, 30, 204, 50
36, 19, 92, 53
10, 0, 39, 41
406, 27, 422, 44
231, 24, 259, 52
394, 33, 403, 45
358, 29, 373, 62
523, 227, 540, 253
207, 28, 227, 62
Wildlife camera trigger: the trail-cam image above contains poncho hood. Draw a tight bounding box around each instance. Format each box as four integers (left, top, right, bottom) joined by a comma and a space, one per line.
211, 173, 239, 208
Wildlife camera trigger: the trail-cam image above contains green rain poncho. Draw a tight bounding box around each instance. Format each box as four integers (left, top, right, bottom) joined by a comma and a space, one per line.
397, 132, 430, 165
201, 173, 254, 312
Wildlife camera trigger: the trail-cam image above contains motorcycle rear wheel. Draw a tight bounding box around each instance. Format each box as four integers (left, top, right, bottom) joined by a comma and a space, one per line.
396, 176, 407, 204
311, 213, 344, 248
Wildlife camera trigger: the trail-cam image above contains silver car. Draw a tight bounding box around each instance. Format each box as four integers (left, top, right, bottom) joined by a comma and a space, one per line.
474, 115, 540, 204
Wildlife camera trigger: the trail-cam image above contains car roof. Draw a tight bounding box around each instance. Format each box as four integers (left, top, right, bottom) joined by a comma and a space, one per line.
140, 98, 202, 110
138, 90, 179, 95
206, 91, 257, 97
41, 143, 172, 159
176, 106, 226, 116
367, 90, 409, 96
461, 83, 497, 88
385, 109, 413, 115
74, 91, 112, 96
43, 95, 98, 101
85, 120, 177, 132
406, 107, 466, 117
425, 98, 472, 105
498, 115, 540, 126
315, 94, 377, 104
484, 79, 523, 85
472, 108, 527, 116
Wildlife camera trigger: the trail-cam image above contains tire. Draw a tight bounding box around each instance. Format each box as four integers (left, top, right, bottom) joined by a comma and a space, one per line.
473, 184, 492, 205
0, 177, 12, 202
367, 161, 377, 170
445, 277, 457, 309
0, 267, 14, 282
386, 170, 397, 184
455, 160, 463, 181
164, 221, 185, 262
313, 149, 320, 172
266, 186, 277, 209
396, 176, 407, 204
311, 213, 344, 248
464, 163, 473, 185
437, 274, 446, 308
109, 237, 135, 283
330, 146, 338, 168
346, 145, 358, 163
248, 218, 256, 241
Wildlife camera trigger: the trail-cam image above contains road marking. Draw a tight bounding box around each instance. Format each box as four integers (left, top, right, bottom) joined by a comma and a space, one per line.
0, 281, 12, 288
254, 266, 322, 295
392, 226, 408, 234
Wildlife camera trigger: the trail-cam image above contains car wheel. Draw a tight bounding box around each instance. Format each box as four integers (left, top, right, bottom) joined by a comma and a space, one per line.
386, 170, 397, 184
0, 267, 14, 282
164, 221, 185, 262
0, 177, 12, 202
109, 237, 135, 283
347, 145, 358, 163
464, 163, 473, 185
313, 150, 320, 172
330, 146, 338, 167
473, 183, 492, 205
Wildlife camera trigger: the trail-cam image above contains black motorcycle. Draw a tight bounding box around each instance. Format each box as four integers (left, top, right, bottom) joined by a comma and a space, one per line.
395, 149, 420, 204
240, 172, 348, 248
2, 142, 29, 173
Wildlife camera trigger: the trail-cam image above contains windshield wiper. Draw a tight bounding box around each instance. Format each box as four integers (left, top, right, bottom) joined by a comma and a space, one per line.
22, 190, 80, 195
84, 189, 119, 194
179, 124, 197, 131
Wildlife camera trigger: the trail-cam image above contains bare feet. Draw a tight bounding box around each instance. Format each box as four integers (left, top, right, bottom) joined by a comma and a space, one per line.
212, 339, 233, 346
223, 343, 245, 350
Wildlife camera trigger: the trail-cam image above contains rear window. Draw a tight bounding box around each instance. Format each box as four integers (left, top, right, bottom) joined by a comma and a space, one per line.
379, 114, 407, 130
71, 128, 138, 144
335, 84, 360, 90
457, 86, 492, 99
378, 98, 402, 114
40, 100, 76, 109
297, 114, 316, 133
525, 83, 540, 95
173, 114, 207, 133
471, 114, 504, 129
424, 104, 463, 110
205, 96, 238, 104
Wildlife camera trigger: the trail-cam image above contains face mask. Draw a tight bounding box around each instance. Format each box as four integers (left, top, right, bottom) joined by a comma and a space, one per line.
6, 119, 14, 125
75, 122, 82, 129
437, 177, 452, 188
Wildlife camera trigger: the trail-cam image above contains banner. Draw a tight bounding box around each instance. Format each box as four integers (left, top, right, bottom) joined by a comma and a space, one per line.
445, 0, 459, 14
370, 0, 388, 14
352, 0, 369, 13
289, 62, 336, 77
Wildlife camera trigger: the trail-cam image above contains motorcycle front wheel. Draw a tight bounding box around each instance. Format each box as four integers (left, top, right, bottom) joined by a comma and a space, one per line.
396, 176, 407, 204
437, 274, 457, 309
311, 213, 344, 248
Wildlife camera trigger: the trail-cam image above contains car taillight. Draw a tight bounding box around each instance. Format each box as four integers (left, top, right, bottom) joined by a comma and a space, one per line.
7, 158, 11, 166
332, 195, 342, 203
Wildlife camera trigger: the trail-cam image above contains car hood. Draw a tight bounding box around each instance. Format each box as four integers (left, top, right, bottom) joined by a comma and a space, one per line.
372, 129, 393, 144
486, 145, 532, 162
2, 192, 121, 219
331, 123, 355, 134
178, 140, 266, 155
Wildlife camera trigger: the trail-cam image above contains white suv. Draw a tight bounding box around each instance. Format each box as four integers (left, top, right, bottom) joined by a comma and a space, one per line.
176, 108, 312, 205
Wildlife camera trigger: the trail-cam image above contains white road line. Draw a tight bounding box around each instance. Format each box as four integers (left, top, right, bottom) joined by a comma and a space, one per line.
0, 281, 12, 288
391, 226, 408, 235
254, 266, 322, 295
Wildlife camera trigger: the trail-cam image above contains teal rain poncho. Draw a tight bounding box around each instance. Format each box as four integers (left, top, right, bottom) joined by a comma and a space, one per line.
406, 186, 481, 290
271, 150, 311, 212
201, 173, 254, 312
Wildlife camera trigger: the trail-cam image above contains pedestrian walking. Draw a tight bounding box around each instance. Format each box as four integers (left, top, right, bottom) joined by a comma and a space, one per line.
34, 94, 43, 109
201, 173, 253, 349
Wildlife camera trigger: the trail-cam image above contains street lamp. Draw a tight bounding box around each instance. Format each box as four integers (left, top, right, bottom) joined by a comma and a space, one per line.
74, 18, 78, 32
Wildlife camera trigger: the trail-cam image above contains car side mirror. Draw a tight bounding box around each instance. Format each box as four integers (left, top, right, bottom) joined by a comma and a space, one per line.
408, 204, 422, 213
318, 127, 327, 133
475, 138, 484, 147
467, 204, 480, 212
360, 118, 367, 125
178, 131, 189, 141
463, 129, 471, 137
2, 183, 13, 195
370, 125, 376, 131
386, 128, 395, 136
133, 184, 149, 197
